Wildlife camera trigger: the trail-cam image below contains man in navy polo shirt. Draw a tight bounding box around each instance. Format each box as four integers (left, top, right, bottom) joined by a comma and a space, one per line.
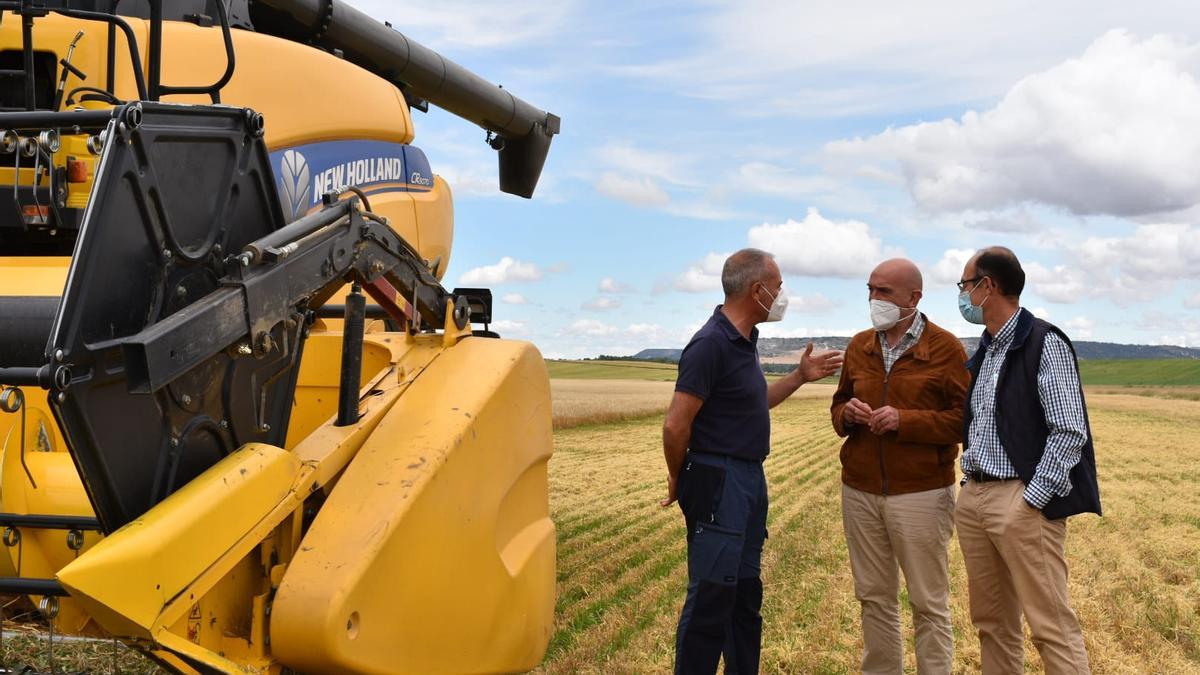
662, 248, 844, 674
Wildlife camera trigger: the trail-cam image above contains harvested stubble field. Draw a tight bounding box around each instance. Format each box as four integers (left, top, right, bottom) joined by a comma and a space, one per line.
538, 388, 1200, 674
6, 363, 1199, 673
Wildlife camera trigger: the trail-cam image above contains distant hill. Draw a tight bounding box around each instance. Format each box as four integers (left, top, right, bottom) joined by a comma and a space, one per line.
631, 337, 1200, 364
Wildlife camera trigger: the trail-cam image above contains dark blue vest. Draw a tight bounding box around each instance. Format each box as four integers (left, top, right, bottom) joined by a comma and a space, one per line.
963, 309, 1102, 520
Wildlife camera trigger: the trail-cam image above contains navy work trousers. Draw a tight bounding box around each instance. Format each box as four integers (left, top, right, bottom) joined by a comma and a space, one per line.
675, 450, 768, 675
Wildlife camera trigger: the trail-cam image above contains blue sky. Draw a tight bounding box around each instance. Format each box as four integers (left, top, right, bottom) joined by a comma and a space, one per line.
356, 1, 1200, 358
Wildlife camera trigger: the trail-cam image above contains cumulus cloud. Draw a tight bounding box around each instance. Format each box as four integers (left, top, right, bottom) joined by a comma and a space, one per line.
674, 252, 728, 293
501, 293, 529, 305
1052, 223, 1200, 304
827, 30, 1200, 217
458, 257, 542, 285
927, 248, 976, 288
1024, 261, 1089, 304
599, 277, 634, 294
582, 296, 622, 311
596, 172, 670, 208
747, 208, 893, 278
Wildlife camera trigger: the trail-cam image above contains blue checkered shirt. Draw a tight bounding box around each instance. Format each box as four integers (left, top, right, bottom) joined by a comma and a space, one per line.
963, 309, 1089, 509
878, 312, 925, 374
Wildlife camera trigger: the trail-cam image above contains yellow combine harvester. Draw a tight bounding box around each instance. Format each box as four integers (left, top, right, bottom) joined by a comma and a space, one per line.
0, 0, 559, 671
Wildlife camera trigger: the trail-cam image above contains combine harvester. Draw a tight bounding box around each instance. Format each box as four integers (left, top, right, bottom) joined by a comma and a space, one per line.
0, 0, 559, 671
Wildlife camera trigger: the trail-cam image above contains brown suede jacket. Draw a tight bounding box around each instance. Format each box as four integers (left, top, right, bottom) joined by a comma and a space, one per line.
830, 315, 970, 495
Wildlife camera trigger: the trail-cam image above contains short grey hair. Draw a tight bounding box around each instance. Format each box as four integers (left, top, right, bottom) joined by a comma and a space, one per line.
721, 248, 775, 297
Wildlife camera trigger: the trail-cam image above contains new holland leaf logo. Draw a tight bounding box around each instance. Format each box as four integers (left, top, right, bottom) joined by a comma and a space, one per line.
279, 150, 311, 221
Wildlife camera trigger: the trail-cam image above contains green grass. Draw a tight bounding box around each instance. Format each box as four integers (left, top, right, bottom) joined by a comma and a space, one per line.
1078, 359, 1200, 386
549, 358, 1200, 388
546, 359, 679, 380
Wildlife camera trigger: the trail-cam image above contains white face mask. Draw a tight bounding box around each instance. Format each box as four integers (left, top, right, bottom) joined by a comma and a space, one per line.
756, 284, 788, 322
870, 299, 916, 331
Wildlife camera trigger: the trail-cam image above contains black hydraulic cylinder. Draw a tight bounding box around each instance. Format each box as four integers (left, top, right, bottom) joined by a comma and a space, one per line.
248, 0, 559, 198
21, 13, 34, 111
335, 285, 365, 427
0, 365, 52, 388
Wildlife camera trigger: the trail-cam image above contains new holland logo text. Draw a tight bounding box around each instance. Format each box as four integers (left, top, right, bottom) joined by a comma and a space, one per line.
312, 157, 406, 203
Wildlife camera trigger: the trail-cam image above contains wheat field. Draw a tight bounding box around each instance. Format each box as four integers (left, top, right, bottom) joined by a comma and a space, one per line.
4, 378, 1197, 673
537, 388, 1200, 674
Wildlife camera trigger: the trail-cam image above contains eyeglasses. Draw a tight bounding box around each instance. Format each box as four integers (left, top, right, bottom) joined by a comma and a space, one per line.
956, 276, 984, 292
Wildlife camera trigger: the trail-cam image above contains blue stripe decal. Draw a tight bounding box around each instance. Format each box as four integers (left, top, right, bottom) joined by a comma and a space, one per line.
270, 140, 434, 222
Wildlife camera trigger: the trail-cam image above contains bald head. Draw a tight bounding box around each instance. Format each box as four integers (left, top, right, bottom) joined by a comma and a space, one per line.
867, 258, 923, 309
873, 258, 923, 292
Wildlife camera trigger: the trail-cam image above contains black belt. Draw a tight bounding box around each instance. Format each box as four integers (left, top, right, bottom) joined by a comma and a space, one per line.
964, 470, 1019, 483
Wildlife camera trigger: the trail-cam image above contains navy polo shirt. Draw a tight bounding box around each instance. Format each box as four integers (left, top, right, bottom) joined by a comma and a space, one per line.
675, 306, 770, 461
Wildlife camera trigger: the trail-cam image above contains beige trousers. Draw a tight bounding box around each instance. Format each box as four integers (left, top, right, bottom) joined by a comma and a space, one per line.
842, 484, 956, 675
955, 479, 1091, 675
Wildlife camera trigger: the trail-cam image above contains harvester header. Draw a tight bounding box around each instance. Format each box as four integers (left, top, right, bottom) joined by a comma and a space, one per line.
0, 0, 559, 671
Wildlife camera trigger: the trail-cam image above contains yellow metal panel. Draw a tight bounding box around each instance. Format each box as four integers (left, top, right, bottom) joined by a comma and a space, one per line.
271, 337, 555, 674
0, 12, 145, 103
56, 444, 302, 636
153, 22, 413, 148
0, 257, 68, 296
411, 176, 454, 280
283, 333, 394, 449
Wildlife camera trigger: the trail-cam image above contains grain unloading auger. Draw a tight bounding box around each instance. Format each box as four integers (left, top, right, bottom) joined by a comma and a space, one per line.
0, 1, 558, 672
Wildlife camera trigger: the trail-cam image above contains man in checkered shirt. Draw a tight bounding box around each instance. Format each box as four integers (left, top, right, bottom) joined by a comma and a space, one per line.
956, 247, 1101, 675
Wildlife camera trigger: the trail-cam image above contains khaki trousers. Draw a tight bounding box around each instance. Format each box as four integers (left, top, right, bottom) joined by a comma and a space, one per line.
842, 484, 956, 675
955, 479, 1091, 674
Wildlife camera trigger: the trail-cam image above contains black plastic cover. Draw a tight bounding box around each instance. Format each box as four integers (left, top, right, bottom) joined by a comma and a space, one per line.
47, 103, 298, 532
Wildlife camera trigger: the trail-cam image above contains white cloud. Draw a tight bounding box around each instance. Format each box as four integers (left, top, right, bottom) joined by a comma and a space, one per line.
617, 3, 1200, 119
747, 208, 893, 278
1042, 223, 1200, 305
674, 252, 728, 293
1186, 291, 1200, 309
596, 142, 700, 188
358, 0, 574, 50
828, 31, 1200, 217
595, 172, 670, 208
738, 162, 838, 198
599, 277, 634, 294
787, 293, 838, 314
490, 319, 528, 335
458, 257, 542, 285
566, 319, 618, 337
1031, 307, 1050, 319
582, 296, 622, 311
592, 142, 738, 220
1024, 261, 1088, 304
1136, 311, 1200, 347
927, 248, 976, 288
501, 293, 528, 305
966, 208, 1042, 233
1062, 316, 1094, 339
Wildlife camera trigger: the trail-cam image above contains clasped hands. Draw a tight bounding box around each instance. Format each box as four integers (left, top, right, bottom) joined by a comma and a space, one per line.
843, 398, 899, 435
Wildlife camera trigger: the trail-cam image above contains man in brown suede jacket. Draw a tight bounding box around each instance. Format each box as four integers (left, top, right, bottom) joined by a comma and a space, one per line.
830, 258, 970, 675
